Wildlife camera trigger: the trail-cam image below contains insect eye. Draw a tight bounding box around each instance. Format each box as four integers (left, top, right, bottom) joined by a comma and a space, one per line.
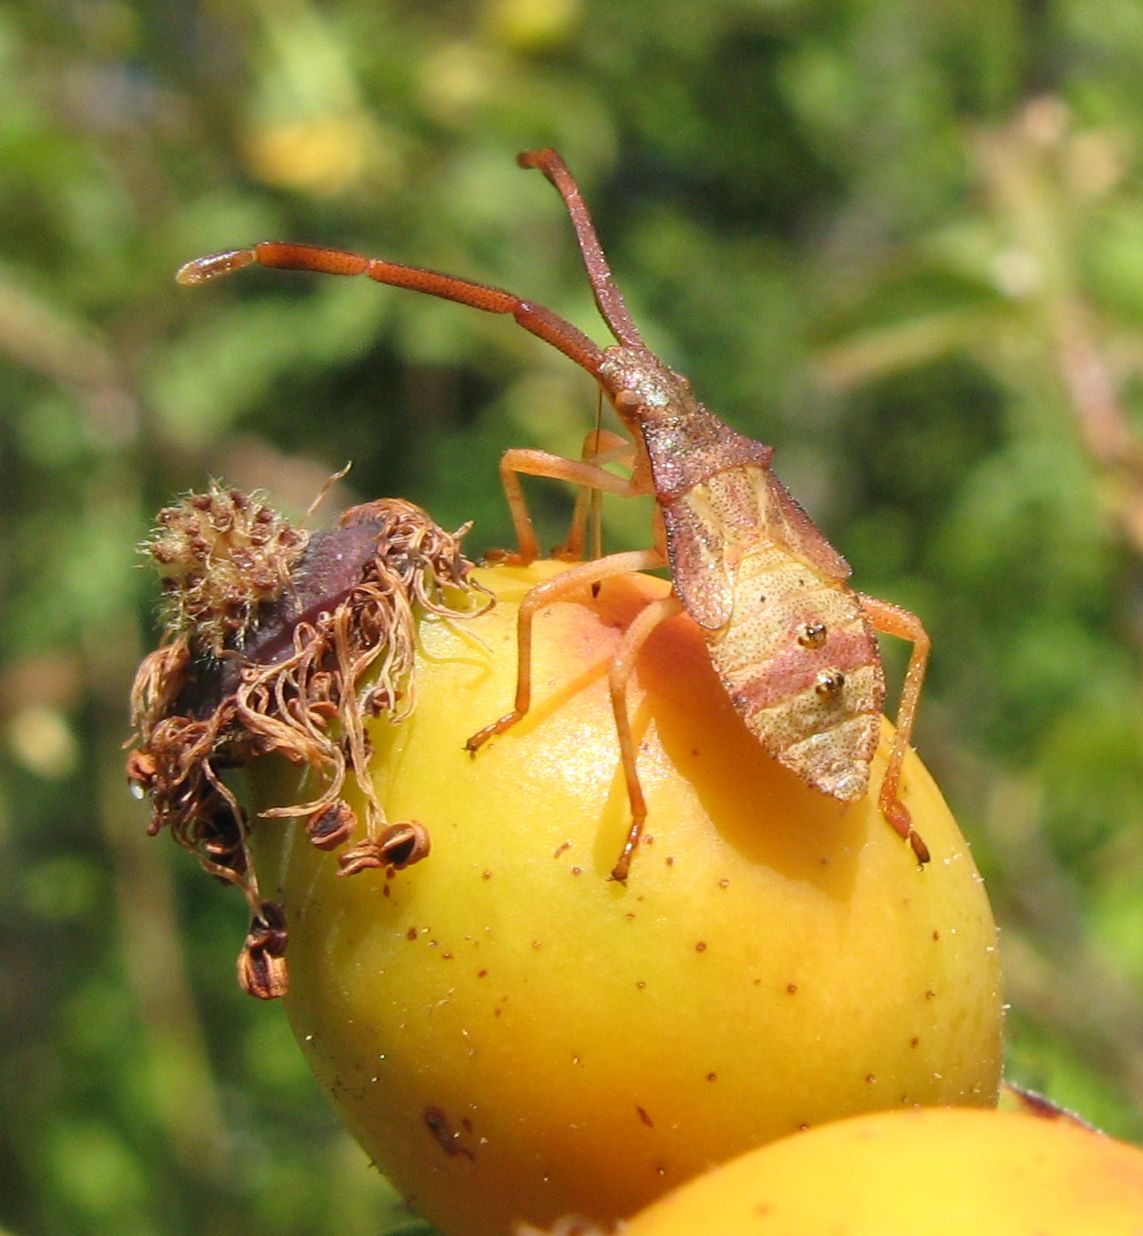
814, 669, 846, 699
797, 622, 827, 650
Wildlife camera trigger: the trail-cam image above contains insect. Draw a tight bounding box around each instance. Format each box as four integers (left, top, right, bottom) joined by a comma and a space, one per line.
177, 148, 932, 880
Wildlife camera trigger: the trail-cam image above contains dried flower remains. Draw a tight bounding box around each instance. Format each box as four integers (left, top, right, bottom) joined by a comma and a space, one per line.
127, 485, 490, 997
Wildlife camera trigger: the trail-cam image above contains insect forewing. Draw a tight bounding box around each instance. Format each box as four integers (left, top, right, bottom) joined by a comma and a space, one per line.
658, 458, 884, 803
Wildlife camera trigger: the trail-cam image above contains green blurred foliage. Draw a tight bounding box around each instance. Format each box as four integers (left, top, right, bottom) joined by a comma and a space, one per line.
2, 0, 1142, 1231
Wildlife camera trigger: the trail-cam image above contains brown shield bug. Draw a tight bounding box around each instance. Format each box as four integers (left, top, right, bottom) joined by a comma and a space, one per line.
177, 149, 932, 880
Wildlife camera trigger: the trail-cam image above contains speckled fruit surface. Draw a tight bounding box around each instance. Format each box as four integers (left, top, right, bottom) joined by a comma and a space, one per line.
620, 1106, 1143, 1234
249, 562, 1003, 1235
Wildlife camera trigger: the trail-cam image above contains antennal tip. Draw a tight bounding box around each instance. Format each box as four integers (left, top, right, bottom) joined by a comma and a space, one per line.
516, 148, 560, 172
175, 249, 257, 286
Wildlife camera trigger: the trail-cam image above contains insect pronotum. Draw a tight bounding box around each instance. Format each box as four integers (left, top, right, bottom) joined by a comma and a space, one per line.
177, 148, 932, 880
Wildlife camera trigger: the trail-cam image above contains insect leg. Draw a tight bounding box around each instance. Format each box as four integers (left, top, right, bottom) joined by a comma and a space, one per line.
608, 593, 683, 882
859, 594, 932, 864
496, 448, 643, 564
556, 429, 634, 561
465, 547, 662, 755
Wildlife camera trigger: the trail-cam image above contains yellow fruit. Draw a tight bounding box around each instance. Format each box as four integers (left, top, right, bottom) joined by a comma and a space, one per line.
248, 561, 1003, 1235
616, 1106, 1143, 1234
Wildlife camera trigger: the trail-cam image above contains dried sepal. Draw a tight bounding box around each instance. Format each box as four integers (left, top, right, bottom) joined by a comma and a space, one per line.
1000, 1081, 1098, 1131
127, 491, 490, 997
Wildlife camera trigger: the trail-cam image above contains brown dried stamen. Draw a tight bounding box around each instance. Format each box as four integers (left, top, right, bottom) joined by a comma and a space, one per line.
338, 821, 432, 876
305, 800, 357, 851
144, 483, 308, 656
237, 901, 290, 1000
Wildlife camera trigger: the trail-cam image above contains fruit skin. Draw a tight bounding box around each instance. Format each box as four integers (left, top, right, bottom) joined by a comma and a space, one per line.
248, 562, 1003, 1235
617, 1106, 1143, 1234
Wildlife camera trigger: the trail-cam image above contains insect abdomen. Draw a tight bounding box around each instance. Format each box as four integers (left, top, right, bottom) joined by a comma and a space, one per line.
709, 545, 884, 802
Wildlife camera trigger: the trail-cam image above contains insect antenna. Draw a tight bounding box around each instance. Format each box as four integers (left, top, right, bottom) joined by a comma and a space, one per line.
175, 242, 609, 379
517, 149, 646, 350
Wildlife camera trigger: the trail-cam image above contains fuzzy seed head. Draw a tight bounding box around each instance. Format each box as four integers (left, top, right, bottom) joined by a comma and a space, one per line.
143, 484, 309, 655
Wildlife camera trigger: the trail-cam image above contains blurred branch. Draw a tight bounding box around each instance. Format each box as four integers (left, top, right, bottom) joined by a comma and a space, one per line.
976, 99, 1143, 557
980, 770, 1143, 1124
816, 97, 1143, 558
813, 306, 1004, 388
0, 267, 140, 445
1051, 300, 1143, 554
